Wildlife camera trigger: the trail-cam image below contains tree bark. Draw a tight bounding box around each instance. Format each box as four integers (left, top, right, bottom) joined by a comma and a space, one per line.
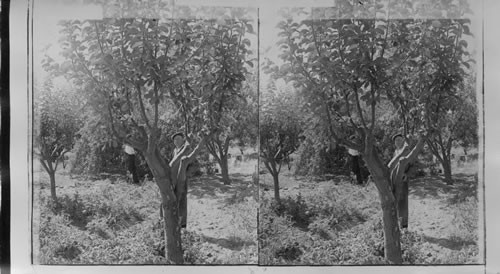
48, 170, 58, 206
442, 158, 453, 185
368, 172, 402, 263
427, 136, 454, 185
206, 136, 232, 185
220, 155, 231, 185
363, 147, 403, 264
380, 191, 403, 264
161, 193, 183, 264
144, 150, 184, 264
395, 179, 408, 228
272, 172, 280, 202
263, 159, 281, 202
39, 159, 59, 206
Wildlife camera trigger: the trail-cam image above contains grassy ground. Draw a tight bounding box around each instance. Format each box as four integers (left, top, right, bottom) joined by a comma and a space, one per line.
32, 150, 481, 265
33, 152, 258, 265
258, 160, 482, 265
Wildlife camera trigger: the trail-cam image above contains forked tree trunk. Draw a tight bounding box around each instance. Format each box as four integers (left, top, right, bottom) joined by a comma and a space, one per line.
263, 159, 281, 202
143, 135, 208, 264
144, 150, 184, 264
207, 136, 232, 185
364, 151, 403, 264
428, 138, 454, 185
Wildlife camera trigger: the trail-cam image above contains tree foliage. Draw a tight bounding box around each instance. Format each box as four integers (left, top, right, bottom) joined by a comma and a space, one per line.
425, 72, 478, 183
260, 81, 302, 201
35, 79, 83, 204
205, 72, 258, 185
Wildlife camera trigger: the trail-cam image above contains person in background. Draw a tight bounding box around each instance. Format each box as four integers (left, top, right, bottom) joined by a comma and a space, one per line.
347, 134, 371, 185
347, 135, 364, 185
123, 144, 140, 185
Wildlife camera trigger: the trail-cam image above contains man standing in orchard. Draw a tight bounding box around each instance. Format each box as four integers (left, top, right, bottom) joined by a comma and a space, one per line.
123, 144, 140, 185
388, 130, 426, 229
347, 135, 367, 185
169, 132, 191, 228
158, 131, 208, 229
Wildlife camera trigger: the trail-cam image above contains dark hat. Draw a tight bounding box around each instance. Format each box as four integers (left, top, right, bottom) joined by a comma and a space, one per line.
392, 133, 404, 141
171, 132, 184, 140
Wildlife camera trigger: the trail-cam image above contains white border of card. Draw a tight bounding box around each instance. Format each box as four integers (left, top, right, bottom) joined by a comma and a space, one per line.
10, 0, 500, 273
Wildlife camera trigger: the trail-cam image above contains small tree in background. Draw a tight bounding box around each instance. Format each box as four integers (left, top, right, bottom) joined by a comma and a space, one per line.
34, 79, 82, 206
260, 82, 302, 202
204, 73, 258, 185
424, 73, 478, 184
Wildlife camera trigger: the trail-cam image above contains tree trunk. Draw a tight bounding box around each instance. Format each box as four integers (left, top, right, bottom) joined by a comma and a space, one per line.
272, 172, 280, 202
40, 159, 59, 207
263, 159, 281, 202
48, 170, 58, 206
363, 151, 403, 264
144, 150, 184, 264
442, 159, 453, 185
161, 194, 183, 264
220, 155, 231, 185
395, 179, 409, 229
380, 192, 403, 263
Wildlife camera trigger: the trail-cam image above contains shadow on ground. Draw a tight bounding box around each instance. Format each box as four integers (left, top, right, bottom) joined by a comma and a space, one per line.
423, 235, 476, 250
202, 235, 256, 251
189, 173, 257, 203
409, 173, 477, 203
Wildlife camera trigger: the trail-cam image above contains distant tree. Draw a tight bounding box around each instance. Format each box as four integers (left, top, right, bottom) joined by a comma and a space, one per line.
205, 73, 258, 185
231, 73, 259, 150
425, 73, 478, 184
260, 82, 302, 202
34, 79, 82, 206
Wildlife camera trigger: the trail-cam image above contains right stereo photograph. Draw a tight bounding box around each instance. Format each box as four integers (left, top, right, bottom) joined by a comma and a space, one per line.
258, 0, 484, 266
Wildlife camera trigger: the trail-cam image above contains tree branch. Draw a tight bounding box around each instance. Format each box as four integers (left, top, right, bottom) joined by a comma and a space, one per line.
352, 82, 368, 129
135, 83, 152, 131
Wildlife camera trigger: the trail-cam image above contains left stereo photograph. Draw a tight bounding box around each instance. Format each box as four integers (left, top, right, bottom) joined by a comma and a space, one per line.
30, 0, 258, 265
